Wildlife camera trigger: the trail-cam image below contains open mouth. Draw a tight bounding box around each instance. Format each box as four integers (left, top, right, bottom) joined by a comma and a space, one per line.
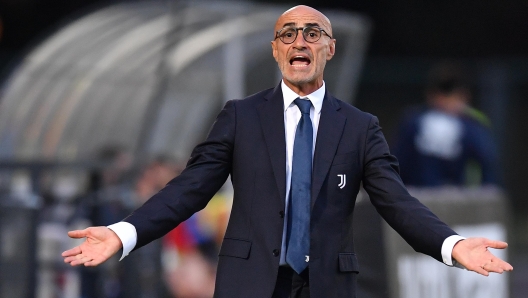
290, 55, 311, 66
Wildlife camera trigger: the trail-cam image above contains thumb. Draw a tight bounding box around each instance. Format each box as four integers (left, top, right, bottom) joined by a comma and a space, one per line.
67, 229, 88, 239
486, 239, 508, 249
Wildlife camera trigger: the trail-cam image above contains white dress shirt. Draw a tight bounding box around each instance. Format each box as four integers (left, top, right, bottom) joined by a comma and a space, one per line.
109, 80, 465, 266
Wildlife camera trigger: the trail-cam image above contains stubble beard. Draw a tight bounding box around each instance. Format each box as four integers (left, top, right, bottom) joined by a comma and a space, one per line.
281, 64, 319, 87
280, 53, 328, 89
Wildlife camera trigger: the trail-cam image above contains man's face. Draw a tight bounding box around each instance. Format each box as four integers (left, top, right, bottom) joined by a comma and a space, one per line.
271, 6, 336, 94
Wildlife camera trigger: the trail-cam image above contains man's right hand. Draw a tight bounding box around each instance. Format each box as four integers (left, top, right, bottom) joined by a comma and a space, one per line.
62, 226, 123, 267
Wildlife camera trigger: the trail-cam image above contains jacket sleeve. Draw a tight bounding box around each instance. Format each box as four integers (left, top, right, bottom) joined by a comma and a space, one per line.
361, 115, 457, 262
125, 100, 236, 250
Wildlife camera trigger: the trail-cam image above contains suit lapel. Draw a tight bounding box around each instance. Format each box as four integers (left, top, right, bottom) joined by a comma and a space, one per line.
311, 92, 346, 207
258, 85, 287, 204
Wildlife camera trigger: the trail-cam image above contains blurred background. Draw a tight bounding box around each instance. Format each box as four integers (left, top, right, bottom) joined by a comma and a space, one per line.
0, 0, 527, 297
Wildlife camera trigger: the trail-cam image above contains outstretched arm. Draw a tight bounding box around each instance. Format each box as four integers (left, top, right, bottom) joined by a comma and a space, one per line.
62, 227, 122, 267
452, 237, 513, 276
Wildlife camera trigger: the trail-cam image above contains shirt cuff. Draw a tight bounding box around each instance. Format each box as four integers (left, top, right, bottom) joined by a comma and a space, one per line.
441, 235, 466, 267
108, 222, 137, 261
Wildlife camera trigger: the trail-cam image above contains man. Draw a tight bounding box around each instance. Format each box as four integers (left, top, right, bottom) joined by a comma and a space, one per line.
63, 5, 513, 298
393, 62, 498, 187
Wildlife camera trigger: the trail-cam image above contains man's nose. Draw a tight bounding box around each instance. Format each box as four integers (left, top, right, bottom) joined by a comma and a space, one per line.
292, 30, 307, 47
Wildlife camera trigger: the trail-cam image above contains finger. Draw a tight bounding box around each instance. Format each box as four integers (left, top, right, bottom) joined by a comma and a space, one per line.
67, 258, 85, 266
483, 263, 504, 274
64, 253, 86, 265
69, 259, 85, 266
62, 246, 82, 257
67, 229, 88, 239
84, 259, 101, 267
504, 263, 514, 271
484, 239, 508, 249
479, 256, 514, 274
490, 258, 514, 271
64, 256, 82, 263
470, 264, 490, 277
70, 255, 93, 266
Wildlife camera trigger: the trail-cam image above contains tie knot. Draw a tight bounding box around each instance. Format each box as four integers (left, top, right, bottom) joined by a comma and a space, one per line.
294, 98, 312, 115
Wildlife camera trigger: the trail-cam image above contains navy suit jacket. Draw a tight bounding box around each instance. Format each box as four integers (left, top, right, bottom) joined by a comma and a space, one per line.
125, 84, 457, 298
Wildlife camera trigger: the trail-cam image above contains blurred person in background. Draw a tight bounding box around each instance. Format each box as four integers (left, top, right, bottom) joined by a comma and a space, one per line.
162, 189, 230, 298
118, 156, 182, 298
63, 6, 512, 298
153, 156, 230, 297
76, 154, 179, 298
73, 146, 136, 298
392, 62, 499, 187
130, 156, 229, 298
83, 146, 136, 227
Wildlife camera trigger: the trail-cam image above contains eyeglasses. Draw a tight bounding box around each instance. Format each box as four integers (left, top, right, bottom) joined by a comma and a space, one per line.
274, 26, 333, 44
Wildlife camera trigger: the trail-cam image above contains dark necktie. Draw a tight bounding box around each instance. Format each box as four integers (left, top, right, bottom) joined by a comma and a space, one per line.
286, 98, 313, 274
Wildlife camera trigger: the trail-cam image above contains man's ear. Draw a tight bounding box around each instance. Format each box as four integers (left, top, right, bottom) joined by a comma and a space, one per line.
271, 40, 279, 62
326, 39, 336, 61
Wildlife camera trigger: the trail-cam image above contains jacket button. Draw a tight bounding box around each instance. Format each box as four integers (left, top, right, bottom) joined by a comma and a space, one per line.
273, 249, 280, 256
279, 211, 285, 218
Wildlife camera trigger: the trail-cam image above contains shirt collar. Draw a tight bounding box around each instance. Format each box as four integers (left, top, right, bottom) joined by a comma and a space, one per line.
281, 80, 325, 114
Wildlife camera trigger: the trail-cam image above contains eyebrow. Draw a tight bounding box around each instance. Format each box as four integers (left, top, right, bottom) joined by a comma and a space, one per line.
281, 22, 321, 28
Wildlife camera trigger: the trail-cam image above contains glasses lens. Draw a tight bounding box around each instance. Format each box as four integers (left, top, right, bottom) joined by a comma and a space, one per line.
279, 27, 297, 44
303, 27, 321, 43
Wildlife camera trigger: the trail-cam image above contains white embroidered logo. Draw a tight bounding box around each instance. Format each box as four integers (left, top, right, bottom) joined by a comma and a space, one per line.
305, 255, 310, 262
338, 174, 346, 189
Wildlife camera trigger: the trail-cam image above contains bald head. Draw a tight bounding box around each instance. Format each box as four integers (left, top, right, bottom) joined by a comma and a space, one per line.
271, 5, 336, 95
274, 5, 333, 37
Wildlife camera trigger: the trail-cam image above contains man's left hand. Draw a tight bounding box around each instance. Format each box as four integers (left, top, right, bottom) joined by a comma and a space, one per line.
452, 237, 513, 276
